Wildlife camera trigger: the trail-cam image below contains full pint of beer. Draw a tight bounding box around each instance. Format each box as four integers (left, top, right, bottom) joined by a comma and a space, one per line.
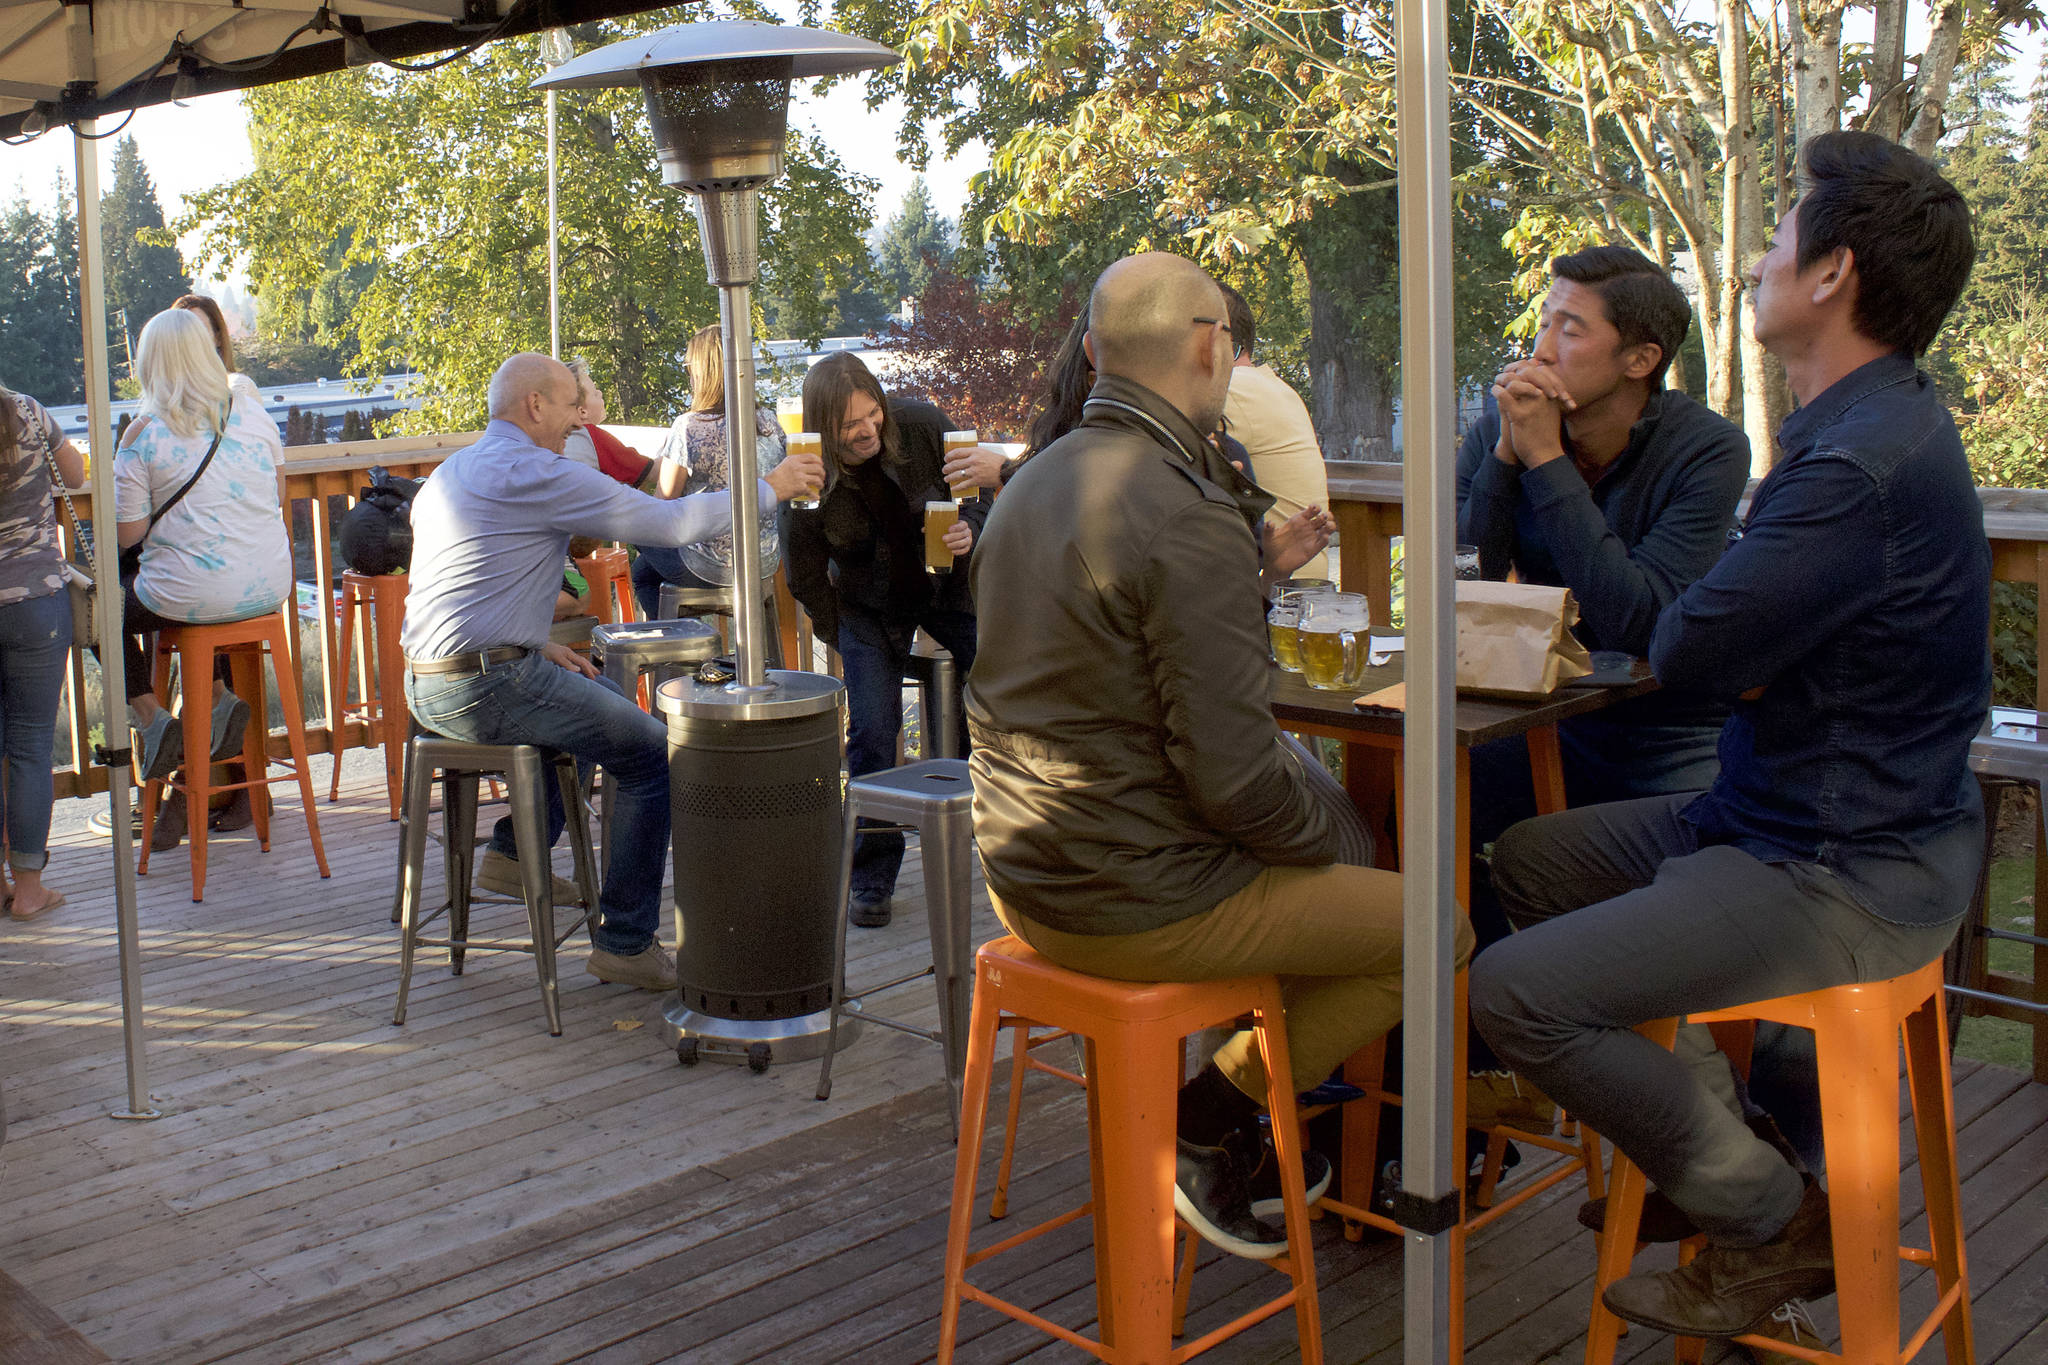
786, 432, 823, 510
943, 430, 979, 500
777, 394, 804, 437
924, 501, 961, 573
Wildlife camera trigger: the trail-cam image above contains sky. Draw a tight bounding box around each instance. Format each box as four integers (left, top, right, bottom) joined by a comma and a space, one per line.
0, 69, 988, 292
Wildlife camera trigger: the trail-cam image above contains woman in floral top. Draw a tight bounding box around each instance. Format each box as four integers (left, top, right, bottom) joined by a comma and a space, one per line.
0, 381, 85, 920
630, 325, 785, 618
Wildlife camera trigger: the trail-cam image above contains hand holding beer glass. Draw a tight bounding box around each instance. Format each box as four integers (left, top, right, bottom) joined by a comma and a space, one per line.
784, 432, 824, 510
768, 437, 826, 511
943, 429, 998, 501
924, 501, 972, 573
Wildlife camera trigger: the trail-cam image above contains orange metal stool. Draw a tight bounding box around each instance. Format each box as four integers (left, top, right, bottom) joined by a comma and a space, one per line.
331, 569, 409, 818
938, 935, 1322, 1364
1586, 958, 1972, 1365
575, 547, 638, 626
139, 609, 332, 902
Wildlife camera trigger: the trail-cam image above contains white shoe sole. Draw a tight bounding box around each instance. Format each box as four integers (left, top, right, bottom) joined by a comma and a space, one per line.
1249, 1158, 1333, 1220
1173, 1184, 1289, 1260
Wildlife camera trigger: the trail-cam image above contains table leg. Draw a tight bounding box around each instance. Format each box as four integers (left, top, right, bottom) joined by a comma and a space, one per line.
1525, 723, 1566, 817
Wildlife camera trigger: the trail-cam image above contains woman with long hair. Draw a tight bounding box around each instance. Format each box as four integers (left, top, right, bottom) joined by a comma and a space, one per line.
0, 380, 86, 919
111, 309, 293, 845
629, 324, 786, 618
173, 293, 262, 406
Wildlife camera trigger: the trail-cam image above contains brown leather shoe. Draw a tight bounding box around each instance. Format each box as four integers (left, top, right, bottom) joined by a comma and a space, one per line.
1602, 1180, 1834, 1338
209, 789, 255, 832
151, 791, 188, 852
586, 941, 678, 992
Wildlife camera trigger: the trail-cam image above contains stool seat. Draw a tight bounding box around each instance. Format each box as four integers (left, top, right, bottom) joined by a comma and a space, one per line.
656, 575, 788, 668
816, 759, 974, 1114
392, 735, 601, 1037
1586, 957, 1972, 1365
938, 936, 1322, 1363
139, 609, 330, 901
592, 618, 720, 689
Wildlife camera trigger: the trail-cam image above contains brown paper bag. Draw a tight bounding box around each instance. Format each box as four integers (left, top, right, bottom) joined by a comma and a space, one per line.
1454, 581, 1593, 699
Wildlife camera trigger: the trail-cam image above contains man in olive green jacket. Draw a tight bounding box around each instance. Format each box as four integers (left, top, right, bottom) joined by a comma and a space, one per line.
968, 252, 1468, 1260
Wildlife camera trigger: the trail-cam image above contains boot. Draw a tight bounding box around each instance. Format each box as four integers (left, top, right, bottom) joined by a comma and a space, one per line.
151, 791, 188, 852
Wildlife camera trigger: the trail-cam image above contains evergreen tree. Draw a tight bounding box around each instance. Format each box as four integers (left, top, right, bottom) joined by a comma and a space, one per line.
0, 186, 83, 403
100, 136, 192, 347
872, 178, 954, 314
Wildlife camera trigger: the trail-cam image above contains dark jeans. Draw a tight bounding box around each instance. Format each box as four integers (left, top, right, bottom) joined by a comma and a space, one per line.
406, 652, 669, 956
0, 590, 71, 871
630, 546, 717, 621
839, 605, 977, 902
1469, 793, 1957, 1245
113, 574, 229, 702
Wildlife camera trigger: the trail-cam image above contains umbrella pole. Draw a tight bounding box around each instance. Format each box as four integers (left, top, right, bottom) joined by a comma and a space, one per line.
74, 119, 159, 1121
1394, 0, 1457, 1354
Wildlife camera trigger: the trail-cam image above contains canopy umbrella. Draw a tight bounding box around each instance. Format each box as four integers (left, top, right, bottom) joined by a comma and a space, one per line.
5, 2, 1466, 1357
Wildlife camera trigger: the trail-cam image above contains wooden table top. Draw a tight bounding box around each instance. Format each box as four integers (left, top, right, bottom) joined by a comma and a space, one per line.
1269, 654, 1659, 748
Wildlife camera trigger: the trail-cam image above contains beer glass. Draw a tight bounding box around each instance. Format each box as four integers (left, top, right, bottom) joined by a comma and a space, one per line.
1455, 543, 1482, 580
924, 501, 961, 573
786, 431, 823, 511
944, 429, 979, 500
776, 393, 804, 437
1266, 581, 1334, 672
1297, 592, 1372, 691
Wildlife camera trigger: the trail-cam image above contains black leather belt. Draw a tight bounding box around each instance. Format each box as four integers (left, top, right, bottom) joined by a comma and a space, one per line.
405, 646, 528, 678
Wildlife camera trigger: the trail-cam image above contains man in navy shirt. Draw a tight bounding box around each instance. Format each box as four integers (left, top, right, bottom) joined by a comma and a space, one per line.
1473, 133, 1983, 1339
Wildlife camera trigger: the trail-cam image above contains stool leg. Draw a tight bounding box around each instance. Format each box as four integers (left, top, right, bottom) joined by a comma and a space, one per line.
922, 810, 975, 1129
330, 586, 359, 804
936, 957, 1006, 1365
226, 644, 267, 849
1338, 1035, 1388, 1242
556, 758, 602, 939
178, 644, 215, 901
1086, 1026, 1181, 1361
814, 790, 862, 1102
1906, 993, 1974, 1365
1586, 1016, 1676, 1365
989, 1022, 1036, 1219
1252, 993, 1323, 1365
137, 777, 162, 876
507, 748, 563, 1037
373, 583, 408, 820
391, 736, 416, 924
1816, 1009, 1902, 1365
267, 620, 330, 878
393, 746, 435, 1025
446, 774, 480, 974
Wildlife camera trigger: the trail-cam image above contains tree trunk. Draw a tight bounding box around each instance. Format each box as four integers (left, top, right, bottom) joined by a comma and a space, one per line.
1866, 0, 1909, 141
1738, 301, 1788, 472
1307, 276, 1396, 459
1906, 0, 1964, 156
1790, 1, 1843, 149
1715, 0, 1755, 433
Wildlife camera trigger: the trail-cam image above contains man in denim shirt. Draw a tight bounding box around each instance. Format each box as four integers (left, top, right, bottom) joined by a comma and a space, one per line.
1472, 132, 1983, 1340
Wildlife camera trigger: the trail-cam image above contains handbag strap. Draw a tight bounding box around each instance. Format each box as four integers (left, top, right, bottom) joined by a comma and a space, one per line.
28, 397, 90, 563
140, 412, 227, 539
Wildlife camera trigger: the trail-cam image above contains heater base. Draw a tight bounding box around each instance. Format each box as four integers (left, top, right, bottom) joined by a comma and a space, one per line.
661, 999, 850, 1071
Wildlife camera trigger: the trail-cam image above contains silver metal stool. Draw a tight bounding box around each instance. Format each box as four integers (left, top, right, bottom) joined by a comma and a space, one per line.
392, 736, 601, 1037
1957, 708, 2048, 1075
655, 579, 785, 667
903, 640, 962, 760
592, 617, 721, 696
815, 758, 975, 1117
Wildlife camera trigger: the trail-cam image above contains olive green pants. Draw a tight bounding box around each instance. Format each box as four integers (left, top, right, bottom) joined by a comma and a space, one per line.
994, 863, 1472, 1100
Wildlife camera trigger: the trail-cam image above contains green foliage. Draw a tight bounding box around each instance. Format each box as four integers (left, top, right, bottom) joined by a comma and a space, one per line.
0, 187, 83, 404
101, 137, 192, 339
184, 13, 878, 431
1992, 581, 2039, 712
873, 176, 955, 308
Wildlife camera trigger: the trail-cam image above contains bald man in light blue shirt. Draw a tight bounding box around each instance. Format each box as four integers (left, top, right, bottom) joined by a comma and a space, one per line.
404, 352, 822, 991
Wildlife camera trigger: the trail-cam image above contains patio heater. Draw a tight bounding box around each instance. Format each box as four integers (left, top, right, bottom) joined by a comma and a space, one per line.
534, 22, 898, 1070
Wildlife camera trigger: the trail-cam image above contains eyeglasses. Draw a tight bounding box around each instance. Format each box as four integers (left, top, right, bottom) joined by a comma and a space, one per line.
1192, 316, 1243, 359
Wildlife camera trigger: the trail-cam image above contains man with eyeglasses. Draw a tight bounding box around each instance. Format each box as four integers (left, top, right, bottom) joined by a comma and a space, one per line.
968, 253, 1456, 1261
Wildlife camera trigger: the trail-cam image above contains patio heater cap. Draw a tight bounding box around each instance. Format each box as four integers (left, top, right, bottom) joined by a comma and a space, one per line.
533, 21, 901, 194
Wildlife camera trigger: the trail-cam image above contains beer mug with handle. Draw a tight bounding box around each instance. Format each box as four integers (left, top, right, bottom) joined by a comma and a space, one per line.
1297, 591, 1372, 691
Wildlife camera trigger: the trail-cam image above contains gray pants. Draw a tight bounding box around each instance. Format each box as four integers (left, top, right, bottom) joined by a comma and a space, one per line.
1469, 794, 1957, 1245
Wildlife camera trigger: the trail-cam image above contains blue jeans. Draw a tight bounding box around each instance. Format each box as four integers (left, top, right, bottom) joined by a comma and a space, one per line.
839, 606, 978, 902
406, 652, 669, 955
630, 545, 716, 621
0, 590, 71, 872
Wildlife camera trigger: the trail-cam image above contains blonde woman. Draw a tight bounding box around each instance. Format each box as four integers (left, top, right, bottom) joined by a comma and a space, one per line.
110, 310, 293, 837
631, 324, 785, 617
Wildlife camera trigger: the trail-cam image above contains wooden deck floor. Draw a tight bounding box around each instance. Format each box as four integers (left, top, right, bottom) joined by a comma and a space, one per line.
3, 763, 2045, 1363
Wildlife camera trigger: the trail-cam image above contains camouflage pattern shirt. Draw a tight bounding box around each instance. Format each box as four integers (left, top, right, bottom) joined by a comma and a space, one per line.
0, 393, 70, 608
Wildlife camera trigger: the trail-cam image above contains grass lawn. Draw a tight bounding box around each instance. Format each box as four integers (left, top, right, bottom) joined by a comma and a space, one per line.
1956, 855, 2044, 1073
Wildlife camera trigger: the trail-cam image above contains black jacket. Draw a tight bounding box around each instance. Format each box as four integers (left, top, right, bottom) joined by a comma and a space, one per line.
784, 396, 988, 642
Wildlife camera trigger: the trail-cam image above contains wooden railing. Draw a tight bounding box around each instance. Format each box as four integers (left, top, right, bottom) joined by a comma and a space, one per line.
49, 432, 478, 801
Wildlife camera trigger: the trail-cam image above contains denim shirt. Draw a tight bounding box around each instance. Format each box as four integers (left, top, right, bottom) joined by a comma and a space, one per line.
1650, 353, 1989, 926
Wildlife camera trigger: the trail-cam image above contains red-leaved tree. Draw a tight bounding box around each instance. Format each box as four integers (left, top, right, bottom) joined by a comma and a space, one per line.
871, 267, 1078, 442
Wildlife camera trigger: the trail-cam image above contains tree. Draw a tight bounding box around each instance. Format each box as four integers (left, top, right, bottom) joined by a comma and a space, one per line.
873, 269, 1081, 437
186, 15, 878, 431
873, 176, 954, 312
0, 187, 83, 403
101, 137, 191, 350
844, 0, 1521, 459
